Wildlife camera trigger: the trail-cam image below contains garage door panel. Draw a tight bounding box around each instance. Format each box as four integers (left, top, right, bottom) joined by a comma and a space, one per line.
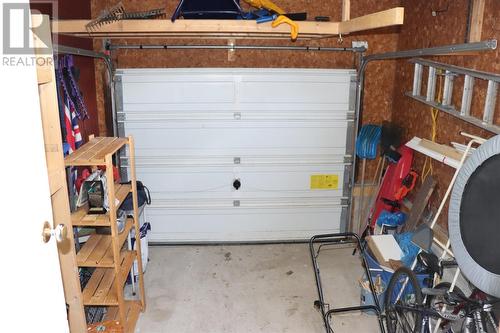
148, 197, 345, 208
137, 167, 232, 194
240, 81, 350, 104
123, 81, 235, 104
147, 207, 344, 242
116, 68, 355, 242
127, 147, 348, 159
121, 110, 352, 121
142, 191, 345, 201
131, 164, 346, 199
119, 68, 352, 82
123, 103, 351, 114
236, 169, 345, 194
238, 71, 351, 83
125, 126, 348, 151
124, 120, 349, 129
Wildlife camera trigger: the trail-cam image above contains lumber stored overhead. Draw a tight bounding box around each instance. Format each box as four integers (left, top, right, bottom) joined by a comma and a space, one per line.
52, 7, 404, 40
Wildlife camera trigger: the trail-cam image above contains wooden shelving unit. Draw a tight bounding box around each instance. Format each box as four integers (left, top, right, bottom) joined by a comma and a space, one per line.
65, 136, 146, 333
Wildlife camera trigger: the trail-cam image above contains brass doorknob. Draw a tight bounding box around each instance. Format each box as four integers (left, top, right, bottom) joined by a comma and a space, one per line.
42, 221, 68, 243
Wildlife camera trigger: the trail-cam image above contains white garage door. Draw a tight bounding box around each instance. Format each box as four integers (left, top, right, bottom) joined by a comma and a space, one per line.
116, 68, 356, 243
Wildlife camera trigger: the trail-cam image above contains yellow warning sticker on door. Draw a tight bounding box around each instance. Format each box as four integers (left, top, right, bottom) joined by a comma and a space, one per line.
310, 174, 339, 190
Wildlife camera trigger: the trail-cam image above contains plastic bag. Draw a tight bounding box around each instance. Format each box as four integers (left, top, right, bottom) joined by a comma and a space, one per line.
394, 232, 419, 267
376, 210, 406, 227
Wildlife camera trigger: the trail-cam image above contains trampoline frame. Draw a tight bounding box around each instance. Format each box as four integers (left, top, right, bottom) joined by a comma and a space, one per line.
449, 134, 500, 298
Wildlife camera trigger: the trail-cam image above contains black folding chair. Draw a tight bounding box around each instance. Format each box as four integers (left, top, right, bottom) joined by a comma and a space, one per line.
171, 0, 245, 21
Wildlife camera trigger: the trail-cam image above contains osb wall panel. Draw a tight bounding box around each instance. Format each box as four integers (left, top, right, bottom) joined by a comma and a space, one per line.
391, 0, 500, 231
91, 0, 402, 142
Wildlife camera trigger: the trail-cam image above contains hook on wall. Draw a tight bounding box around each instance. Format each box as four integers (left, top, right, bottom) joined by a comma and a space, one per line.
337, 33, 344, 44
431, 1, 449, 16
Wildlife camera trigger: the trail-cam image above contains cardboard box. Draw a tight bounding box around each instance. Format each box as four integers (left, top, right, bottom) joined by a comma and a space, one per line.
366, 235, 403, 268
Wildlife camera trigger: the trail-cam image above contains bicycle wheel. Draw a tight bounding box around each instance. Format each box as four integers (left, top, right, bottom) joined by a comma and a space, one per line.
385, 267, 423, 333
425, 282, 466, 333
467, 290, 499, 333
483, 310, 498, 332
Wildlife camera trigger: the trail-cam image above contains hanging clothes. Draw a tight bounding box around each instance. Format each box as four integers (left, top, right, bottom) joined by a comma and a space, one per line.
55, 54, 90, 211
63, 93, 83, 152
56, 55, 88, 153
60, 55, 89, 120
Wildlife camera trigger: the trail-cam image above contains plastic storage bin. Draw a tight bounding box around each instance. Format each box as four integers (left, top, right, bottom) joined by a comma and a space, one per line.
364, 250, 428, 305
360, 274, 386, 315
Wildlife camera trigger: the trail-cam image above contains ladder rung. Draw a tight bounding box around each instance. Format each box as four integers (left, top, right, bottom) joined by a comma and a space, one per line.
408, 58, 500, 134
426, 66, 437, 102
442, 71, 454, 106
460, 75, 474, 117
483, 81, 498, 124
412, 63, 423, 96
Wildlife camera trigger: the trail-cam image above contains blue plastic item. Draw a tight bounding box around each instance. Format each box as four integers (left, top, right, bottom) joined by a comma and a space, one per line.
139, 222, 151, 238
364, 251, 427, 291
376, 210, 406, 227
256, 13, 277, 23
360, 274, 387, 315
356, 125, 381, 160
395, 232, 420, 268
63, 142, 71, 156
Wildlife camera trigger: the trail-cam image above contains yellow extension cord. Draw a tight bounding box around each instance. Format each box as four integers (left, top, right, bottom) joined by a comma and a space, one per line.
421, 71, 443, 183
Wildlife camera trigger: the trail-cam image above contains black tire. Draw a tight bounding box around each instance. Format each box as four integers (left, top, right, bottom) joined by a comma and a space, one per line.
425, 282, 466, 333
385, 267, 423, 333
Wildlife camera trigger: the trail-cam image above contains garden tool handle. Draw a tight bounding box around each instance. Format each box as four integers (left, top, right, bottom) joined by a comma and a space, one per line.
272, 15, 299, 41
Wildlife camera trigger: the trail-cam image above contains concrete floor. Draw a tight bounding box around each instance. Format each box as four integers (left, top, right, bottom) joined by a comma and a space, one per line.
135, 244, 381, 333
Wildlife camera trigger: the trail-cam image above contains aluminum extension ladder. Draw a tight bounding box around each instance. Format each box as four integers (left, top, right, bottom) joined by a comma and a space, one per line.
406, 58, 500, 134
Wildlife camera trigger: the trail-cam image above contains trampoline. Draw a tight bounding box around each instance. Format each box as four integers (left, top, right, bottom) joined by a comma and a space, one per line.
449, 134, 500, 298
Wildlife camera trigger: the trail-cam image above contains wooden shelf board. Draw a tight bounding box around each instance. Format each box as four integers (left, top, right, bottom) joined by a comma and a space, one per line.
405, 137, 462, 169
103, 300, 142, 333
82, 251, 136, 306
338, 7, 404, 34
103, 306, 119, 321
72, 183, 132, 227
52, 32, 330, 40
123, 300, 142, 333
118, 250, 136, 285
52, 7, 403, 40
76, 219, 133, 267
83, 268, 118, 306
65, 137, 128, 166
53, 19, 337, 40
